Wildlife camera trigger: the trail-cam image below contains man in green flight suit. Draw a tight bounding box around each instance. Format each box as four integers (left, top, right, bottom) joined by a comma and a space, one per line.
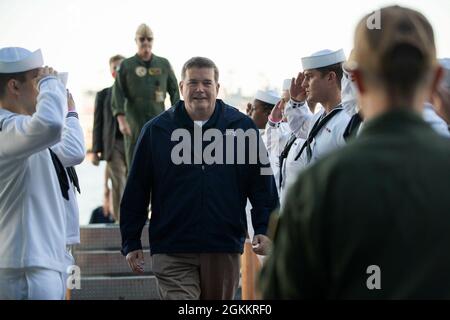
259, 5, 450, 299
112, 23, 180, 169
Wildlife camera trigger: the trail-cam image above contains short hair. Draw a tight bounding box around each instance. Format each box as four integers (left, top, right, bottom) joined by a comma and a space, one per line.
181, 57, 219, 82
135, 23, 153, 37
316, 63, 343, 90
109, 54, 125, 65
380, 44, 427, 97
0, 71, 28, 99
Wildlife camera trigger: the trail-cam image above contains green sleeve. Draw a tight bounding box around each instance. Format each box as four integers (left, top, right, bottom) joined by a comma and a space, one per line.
111, 65, 127, 116
166, 62, 180, 105
258, 168, 329, 299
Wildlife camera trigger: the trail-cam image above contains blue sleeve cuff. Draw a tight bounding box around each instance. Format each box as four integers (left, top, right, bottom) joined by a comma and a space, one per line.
268, 119, 281, 128
290, 99, 305, 109
121, 240, 143, 256
253, 224, 269, 237
67, 112, 79, 119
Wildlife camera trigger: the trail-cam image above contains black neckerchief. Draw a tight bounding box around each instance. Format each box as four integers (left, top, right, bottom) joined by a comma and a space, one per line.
49, 150, 81, 201
49, 149, 70, 201
294, 106, 343, 162
66, 166, 81, 194
343, 112, 363, 141
278, 133, 297, 188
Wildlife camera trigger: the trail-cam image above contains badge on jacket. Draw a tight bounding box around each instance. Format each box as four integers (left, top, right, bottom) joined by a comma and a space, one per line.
155, 88, 165, 103
135, 66, 147, 77
148, 68, 162, 76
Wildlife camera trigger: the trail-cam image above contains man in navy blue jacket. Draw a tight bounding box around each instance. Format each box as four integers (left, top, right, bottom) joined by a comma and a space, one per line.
120, 56, 278, 300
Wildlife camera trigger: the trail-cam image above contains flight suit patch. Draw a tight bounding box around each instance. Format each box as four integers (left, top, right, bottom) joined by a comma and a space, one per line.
135, 66, 147, 77
148, 68, 162, 76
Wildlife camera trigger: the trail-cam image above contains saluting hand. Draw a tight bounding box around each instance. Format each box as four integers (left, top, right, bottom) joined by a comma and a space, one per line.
290, 72, 307, 102
67, 90, 76, 112
246, 102, 253, 116
37, 66, 58, 83
269, 100, 284, 122
126, 249, 145, 274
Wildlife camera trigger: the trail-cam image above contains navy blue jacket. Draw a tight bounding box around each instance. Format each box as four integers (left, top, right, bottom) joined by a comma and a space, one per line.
120, 100, 279, 255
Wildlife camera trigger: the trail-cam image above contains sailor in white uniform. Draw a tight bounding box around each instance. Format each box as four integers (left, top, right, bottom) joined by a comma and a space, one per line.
246, 89, 280, 245
266, 78, 322, 204
264, 80, 293, 193
250, 89, 280, 170
341, 55, 364, 140
276, 49, 350, 205
342, 53, 450, 139
49, 88, 85, 294
0, 47, 74, 300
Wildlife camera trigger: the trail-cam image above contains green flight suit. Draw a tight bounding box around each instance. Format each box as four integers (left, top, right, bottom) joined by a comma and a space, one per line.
259, 109, 450, 299
112, 53, 180, 168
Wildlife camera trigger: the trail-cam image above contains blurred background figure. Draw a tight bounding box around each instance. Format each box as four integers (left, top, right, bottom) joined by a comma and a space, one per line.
431, 58, 450, 125
250, 89, 280, 130
91, 54, 126, 222
89, 166, 116, 224
111, 23, 180, 169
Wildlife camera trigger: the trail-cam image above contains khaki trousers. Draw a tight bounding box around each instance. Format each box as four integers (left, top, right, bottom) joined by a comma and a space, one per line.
151, 253, 241, 300
106, 139, 127, 222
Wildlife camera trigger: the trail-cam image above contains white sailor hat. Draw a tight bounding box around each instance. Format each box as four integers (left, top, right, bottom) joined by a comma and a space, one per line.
254, 90, 280, 105
301, 49, 346, 71
439, 58, 450, 88
0, 47, 44, 73
282, 79, 292, 91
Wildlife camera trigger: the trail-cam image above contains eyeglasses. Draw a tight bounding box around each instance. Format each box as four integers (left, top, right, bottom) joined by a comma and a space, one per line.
138, 37, 153, 43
